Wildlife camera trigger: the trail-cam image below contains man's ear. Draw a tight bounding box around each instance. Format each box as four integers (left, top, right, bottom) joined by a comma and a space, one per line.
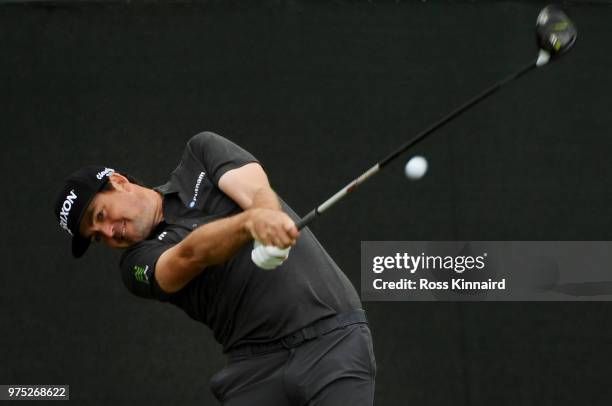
108, 172, 130, 191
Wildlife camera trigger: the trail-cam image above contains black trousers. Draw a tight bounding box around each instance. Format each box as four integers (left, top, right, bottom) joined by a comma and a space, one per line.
210, 324, 376, 405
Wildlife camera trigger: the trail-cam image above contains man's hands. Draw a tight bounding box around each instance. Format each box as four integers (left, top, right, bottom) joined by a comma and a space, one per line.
245, 208, 299, 270
245, 208, 299, 248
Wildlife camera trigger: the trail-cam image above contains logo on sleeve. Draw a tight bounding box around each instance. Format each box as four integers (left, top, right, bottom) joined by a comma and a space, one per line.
133, 265, 150, 284
158, 231, 167, 241
189, 171, 206, 208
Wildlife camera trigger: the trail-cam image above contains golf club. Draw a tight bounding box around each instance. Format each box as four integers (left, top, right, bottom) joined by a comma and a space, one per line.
294, 5, 577, 230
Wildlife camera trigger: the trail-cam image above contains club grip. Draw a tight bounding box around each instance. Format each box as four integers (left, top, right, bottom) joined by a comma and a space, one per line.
295, 210, 319, 230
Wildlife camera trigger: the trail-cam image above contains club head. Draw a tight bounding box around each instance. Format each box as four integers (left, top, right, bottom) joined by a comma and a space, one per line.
536, 5, 577, 63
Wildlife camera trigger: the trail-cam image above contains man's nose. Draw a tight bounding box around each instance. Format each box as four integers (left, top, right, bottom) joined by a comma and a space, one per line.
99, 222, 114, 239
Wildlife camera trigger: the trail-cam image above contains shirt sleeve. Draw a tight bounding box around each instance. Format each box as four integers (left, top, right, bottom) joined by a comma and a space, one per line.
184, 131, 260, 186
119, 241, 173, 302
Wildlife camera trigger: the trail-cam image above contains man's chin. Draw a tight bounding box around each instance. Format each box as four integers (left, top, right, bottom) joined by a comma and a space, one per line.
127, 234, 148, 246
110, 238, 142, 249
123, 239, 142, 248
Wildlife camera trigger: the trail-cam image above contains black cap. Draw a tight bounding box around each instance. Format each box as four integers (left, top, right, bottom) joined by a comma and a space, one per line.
54, 166, 115, 258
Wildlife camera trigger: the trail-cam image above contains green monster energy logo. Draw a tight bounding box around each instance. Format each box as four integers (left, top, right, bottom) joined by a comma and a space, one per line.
133, 265, 150, 284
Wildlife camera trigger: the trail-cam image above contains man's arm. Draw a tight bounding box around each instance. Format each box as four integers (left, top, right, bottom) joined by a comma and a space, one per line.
155, 207, 296, 293
155, 211, 249, 294
219, 162, 298, 246
155, 162, 298, 294
218, 162, 281, 211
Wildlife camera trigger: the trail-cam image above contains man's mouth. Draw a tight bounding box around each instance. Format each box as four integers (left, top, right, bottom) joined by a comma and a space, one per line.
120, 220, 126, 242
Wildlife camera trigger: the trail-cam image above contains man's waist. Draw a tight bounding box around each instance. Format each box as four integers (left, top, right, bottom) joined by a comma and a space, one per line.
225, 309, 368, 360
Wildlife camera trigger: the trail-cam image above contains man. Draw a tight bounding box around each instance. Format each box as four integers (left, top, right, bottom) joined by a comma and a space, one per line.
54, 132, 375, 405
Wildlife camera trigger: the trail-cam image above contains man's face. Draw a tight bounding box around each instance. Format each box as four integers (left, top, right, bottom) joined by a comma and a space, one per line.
78, 174, 154, 249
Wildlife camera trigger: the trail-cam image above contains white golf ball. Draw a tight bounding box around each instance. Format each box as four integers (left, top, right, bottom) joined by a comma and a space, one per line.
405, 156, 428, 180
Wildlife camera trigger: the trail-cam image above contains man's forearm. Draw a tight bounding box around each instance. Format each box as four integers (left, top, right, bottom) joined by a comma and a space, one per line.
156, 211, 254, 293
177, 211, 252, 269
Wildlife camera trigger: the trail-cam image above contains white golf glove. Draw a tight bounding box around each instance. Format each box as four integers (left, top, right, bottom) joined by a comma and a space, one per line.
251, 240, 291, 270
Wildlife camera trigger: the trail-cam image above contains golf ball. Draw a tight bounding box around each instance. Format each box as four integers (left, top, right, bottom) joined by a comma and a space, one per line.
405, 156, 428, 180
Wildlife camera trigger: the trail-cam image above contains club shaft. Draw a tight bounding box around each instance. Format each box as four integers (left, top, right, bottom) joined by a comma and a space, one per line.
296, 59, 538, 231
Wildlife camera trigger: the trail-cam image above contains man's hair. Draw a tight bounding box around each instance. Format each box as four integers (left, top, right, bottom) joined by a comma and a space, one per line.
101, 173, 144, 191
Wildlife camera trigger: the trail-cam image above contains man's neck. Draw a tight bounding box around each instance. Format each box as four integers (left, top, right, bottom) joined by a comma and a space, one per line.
151, 189, 165, 227
138, 185, 165, 229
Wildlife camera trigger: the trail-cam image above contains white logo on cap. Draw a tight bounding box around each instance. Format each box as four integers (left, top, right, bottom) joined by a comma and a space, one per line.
96, 167, 115, 180
59, 189, 77, 235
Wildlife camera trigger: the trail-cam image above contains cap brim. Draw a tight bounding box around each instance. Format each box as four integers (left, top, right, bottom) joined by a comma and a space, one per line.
70, 177, 110, 258
72, 233, 91, 258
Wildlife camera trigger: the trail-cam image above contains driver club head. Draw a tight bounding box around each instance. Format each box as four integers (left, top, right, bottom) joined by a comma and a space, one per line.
536, 5, 577, 64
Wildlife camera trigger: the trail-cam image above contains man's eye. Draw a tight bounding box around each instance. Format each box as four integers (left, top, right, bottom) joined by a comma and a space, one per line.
96, 211, 104, 222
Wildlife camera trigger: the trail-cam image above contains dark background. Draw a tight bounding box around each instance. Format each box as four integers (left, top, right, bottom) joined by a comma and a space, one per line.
2, 0, 612, 404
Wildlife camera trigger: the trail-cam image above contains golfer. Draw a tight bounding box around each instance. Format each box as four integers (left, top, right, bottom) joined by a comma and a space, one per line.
54, 131, 375, 405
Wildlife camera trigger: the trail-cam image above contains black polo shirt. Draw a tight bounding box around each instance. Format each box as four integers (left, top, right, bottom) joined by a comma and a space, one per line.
119, 132, 361, 351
